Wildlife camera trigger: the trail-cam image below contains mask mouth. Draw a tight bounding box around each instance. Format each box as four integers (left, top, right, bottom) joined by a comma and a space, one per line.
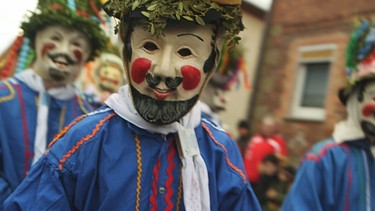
361, 120, 375, 138
49, 53, 77, 67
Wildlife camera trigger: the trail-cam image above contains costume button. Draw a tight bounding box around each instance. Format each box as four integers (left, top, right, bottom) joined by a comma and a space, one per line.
159, 187, 166, 194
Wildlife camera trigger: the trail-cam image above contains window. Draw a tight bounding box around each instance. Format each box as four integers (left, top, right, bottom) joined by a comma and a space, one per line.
290, 44, 336, 121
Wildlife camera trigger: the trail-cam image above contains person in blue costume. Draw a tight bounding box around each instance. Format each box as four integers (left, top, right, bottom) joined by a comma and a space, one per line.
3, 0, 262, 210
282, 19, 375, 210
0, 0, 107, 204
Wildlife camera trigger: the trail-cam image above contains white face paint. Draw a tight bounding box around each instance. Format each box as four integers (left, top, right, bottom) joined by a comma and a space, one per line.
358, 81, 375, 138
122, 22, 222, 124
33, 25, 92, 87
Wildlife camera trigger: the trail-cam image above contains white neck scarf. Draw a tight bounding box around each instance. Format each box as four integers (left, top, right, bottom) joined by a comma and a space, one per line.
332, 92, 375, 157
333, 92, 365, 143
105, 85, 211, 210
15, 69, 77, 165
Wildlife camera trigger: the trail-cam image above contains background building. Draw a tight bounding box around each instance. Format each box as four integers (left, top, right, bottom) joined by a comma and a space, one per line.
218, 1, 269, 137
249, 0, 375, 165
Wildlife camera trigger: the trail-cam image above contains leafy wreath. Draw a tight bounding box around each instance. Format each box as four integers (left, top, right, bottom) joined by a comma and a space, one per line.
104, 0, 243, 46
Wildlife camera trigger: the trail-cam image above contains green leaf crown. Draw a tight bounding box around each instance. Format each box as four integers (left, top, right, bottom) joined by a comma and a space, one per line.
20, 0, 108, 61
104, 0, 244, 46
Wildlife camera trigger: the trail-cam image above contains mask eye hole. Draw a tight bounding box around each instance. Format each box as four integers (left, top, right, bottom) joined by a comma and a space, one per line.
178, 48, 192, 57
51, 35, 60, 41
143, 42, 158, 51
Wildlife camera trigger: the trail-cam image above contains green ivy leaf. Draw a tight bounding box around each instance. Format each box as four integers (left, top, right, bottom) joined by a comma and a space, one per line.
141, 11, 150, 18
195, 16, 205, 25
182, 16, 193, 21
132, 1, 140, 11
147, 3, 157, 11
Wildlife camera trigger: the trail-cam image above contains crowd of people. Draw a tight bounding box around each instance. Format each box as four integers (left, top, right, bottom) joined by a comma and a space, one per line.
235, 116, 296, 210
0, 0, 375, 210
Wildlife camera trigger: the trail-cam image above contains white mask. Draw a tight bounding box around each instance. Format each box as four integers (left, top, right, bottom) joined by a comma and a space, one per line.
33, 25, 92, 87
121, 22, 222, 124
357, 81, 375, 139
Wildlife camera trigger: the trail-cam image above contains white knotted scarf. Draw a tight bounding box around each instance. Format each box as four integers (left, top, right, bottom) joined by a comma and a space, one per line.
105, 85, 210, 210
15, 69, 77, 165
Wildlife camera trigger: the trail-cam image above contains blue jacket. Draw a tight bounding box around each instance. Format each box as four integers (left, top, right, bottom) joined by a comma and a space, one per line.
282, 138, 375, 210
0, 77, 92, 204
3, 107, 261, 210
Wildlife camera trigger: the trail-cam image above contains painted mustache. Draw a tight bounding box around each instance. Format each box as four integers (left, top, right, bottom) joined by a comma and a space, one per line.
48, 53, 77, 65
146, 73, 183, 89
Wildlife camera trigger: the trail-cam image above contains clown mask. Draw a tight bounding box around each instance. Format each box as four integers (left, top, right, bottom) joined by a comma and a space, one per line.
33, 25, 92, 88
121, 22, 222, 124
357, 80, 375, 140
96, 62, 124, 93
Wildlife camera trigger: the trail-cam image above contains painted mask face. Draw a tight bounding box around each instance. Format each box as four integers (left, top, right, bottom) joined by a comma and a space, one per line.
97, 63, 123, 93
33, 25, 92, 87
125, 23, 219, 124
200, 78, 227, 112
358, 81, 375, 139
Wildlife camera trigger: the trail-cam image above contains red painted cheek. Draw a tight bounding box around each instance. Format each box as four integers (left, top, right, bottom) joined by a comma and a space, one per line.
131, 58, 152, 84
73, 50, 83, 63
41, 43, 55, 58
362, 103, 375, 117
181, 65, 201, 90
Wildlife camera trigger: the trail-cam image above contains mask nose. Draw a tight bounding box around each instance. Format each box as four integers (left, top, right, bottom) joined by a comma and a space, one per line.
153, 45, 174, 77
147, 46, 182, 89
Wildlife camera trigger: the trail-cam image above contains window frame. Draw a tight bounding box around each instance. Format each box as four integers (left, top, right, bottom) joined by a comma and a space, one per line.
290, 44, 336, 121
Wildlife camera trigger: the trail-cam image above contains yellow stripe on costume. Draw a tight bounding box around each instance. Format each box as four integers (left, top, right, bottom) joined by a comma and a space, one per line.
135, 134, 143, 211
77, 96, 91, 114
0, 80, 16, 103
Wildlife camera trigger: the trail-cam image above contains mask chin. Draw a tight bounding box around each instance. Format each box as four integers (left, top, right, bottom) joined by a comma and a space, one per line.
130, 85, 199, 125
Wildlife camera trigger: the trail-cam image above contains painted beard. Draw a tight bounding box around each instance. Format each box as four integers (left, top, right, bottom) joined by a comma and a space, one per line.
49, 67, 70, 81
130, 85, 199, 125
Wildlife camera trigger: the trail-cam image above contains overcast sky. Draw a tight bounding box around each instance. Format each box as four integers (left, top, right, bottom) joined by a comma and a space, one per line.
0, 0, 272, 54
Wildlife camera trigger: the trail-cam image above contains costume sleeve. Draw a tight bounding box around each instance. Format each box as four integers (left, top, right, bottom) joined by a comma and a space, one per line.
281, 158, 327, 211
216, 135, 262, 211
2, 158, 72, 211
219, 179, 262, 211
0, 147, 12, 204
0, 176, 12, 204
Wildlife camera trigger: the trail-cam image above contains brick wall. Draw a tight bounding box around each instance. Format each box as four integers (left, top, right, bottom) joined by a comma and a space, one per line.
250, 0, 375, 166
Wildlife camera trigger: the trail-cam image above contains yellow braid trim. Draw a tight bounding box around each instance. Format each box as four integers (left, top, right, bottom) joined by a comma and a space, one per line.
77, 96, 91, 114
59, 104, 67, 131
176, 167, 183, 211
0, 80, 16, 103
135, 134, 142, 211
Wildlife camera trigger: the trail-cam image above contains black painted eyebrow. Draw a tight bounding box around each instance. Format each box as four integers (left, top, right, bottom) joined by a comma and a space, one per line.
177, 33, 204, 42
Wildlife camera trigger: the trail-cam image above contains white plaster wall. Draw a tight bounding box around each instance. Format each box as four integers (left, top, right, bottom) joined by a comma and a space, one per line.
218, 12, 265, 138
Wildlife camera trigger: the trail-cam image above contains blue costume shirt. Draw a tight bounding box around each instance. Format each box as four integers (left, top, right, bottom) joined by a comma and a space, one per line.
282, 138, 375, 210
3, 107, 261, 210
0, 77, 93, 203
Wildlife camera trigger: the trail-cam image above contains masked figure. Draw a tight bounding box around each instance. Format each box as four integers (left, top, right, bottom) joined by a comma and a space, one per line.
282, 19, 375, 210
3, 0, 261, 210
84, 52, 125, 109
0, 0, 106, 204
